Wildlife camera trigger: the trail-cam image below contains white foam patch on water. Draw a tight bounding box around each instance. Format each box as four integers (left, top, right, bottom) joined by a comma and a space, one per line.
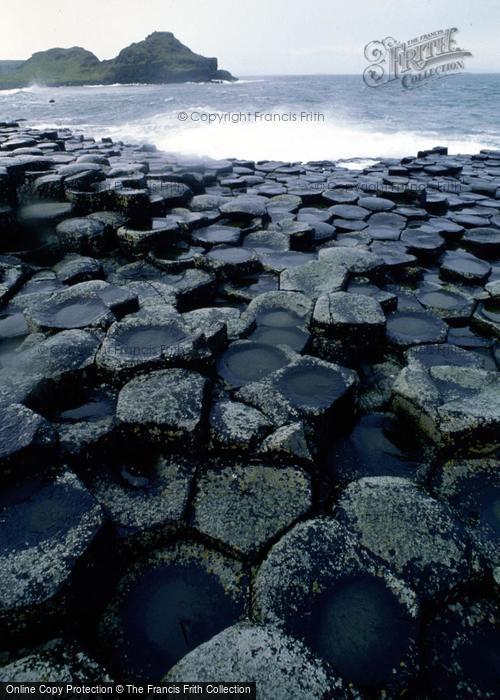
94, 111, 497, 162
0, 85, 42, 96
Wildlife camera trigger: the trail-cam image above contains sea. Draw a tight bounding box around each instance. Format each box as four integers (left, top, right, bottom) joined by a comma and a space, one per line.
1, 73, 500, 163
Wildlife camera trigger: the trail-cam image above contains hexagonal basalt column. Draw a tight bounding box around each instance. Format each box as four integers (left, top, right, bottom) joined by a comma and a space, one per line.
116, 368, 210, 446
254, 518, 419, 693
192, 463, 312, 557
334, 477, 475, 599
0, 470, 105, 638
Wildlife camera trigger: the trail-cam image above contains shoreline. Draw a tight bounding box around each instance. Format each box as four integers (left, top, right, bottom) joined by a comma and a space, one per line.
0, 120, 499, 694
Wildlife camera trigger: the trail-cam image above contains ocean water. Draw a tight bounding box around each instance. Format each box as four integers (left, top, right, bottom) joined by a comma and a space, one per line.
1, 73, 500, 162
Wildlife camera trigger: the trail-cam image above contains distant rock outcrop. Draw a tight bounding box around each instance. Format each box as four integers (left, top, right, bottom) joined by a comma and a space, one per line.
0, 32, 236, 88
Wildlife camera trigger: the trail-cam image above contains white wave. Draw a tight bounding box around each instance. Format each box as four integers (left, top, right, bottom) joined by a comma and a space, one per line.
0, 84, 43, 95
99, 112, 497, 162
80, 83, 150, 88
233, 79, 267, 83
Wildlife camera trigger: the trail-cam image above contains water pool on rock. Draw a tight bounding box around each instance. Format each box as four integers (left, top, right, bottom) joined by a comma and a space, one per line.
387, 310, 448, 352
100, 542, 248, 681
249, 324, 310, 352
217, 340, 291, 388
301, 575, 416, 687
325, 412, 422, 487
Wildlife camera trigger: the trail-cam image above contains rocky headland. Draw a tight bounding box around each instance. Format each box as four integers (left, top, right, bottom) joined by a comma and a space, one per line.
0, 32, 236, 89
0, 121, 499, 698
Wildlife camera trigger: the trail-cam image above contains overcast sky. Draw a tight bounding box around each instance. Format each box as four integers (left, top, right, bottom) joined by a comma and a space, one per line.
2, 0, 499, 73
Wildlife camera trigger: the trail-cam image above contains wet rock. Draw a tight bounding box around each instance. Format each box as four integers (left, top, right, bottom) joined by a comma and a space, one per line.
318, 246, 385, 279
347, 281, 397, 312
461, 226, 500, 257
260, 249, 315, 273
189, 193, 228, 211
220, 194, 268, 219
432, 457, 499, 576
371, 241, 417, 271
368, 211, 407, 229
192, 224, 241, 248
185, 305, 251, 344
254, 518, 419, 692
326, 413, 421, 487
0, 328, 101, 408
59, 162, 106, 179
90, 455, 195, 540
0, 404, 56, 480
0, 470, 104, 636
209, 400, 271, 453
257, 421, 314, 466
55, 217, 107, 256
297, 207, 333, 224
244, 290, 312, 341
165, 622, 359, 700
312, 291, 386, 362
222, 273, 279, 303
54, 255, 103, 285
416, 288, 475, 324
450, 212, 491, 228
117, 218, 182, 256
0, 642, 112, 682
217, 340, 292, 389
424, 595, 499, 699
88, 210, 128, 236
236, 355, 357, 430
400, 228, 445, 257
0, 258, 28, 305
243, 229, 289, 254
392, 364, 500, 452
427, 218, 464, 239
96, 310, 205, 382
149, 241, 204, 272
193, 463, 311, 556
471, 298, 500, 339
328, 204, 370, 221
280, 260, 348, 299
406, 343, 487, 370
17, 202, 73, 229
440, 250, 491, 285
485, 278, 500, 299
24, 282, 115, 333
201, 246, 261, 279
99, 540, 248, 681
1, 136, 37, 151
357, 196, 395, 212
249, 322, 310, 353
335, 477, 474, 599
116, 368, 209, 445
322, 189, 359, 205
272, 219, 314, 250
331, 218, 368, 233
113, 188, 150, 216
386, 310, 448, 355
55, 386, 117, 460
111, 263, 212, 303
0, 308, 29, 356
10, 271, 63, 310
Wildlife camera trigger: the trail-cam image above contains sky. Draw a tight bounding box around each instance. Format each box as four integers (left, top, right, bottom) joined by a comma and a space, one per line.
1, 0, 499, 74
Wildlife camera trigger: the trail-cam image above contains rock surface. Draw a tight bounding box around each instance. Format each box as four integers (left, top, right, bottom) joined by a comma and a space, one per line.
166, 622, 360, 700
0, 123, 499, 693
193, 463, 311, 556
